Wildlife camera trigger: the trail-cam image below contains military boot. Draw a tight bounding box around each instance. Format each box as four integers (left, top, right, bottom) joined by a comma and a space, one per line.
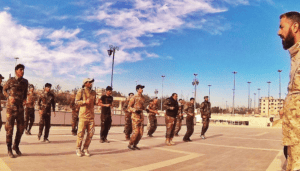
165, 138, 171, 146
12, 146, 22, 156
7, 146, 15, 158
169, 138, 175, 145
125, 134, 130, 140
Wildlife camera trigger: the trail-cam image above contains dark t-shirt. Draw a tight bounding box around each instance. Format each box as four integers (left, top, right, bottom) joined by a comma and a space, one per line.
101, 95, 113, 115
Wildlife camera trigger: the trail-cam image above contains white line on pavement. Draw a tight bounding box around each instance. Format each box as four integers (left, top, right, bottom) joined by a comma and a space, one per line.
0, 159, 11, 171
249, 132, 269, 136
266, 151, 285, 171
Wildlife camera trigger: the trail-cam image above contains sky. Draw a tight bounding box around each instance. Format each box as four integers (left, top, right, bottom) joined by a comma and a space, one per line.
0, 0, 299, 107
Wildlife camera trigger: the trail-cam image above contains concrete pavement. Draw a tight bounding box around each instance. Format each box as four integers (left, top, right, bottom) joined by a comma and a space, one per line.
0, 125, 285, 171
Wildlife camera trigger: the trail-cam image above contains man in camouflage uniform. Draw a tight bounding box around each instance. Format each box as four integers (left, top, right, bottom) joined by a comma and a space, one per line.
123, 93, 134, 140
183, 98, 195, 142
0, 74, 5, 132
38, 83, 56, 143
200, 96, 211, 139
3, 64, 28, 158
127, 85, 145, 150
163, 93, 179, 146
70, 90, 80, 136
175, 99, 184, 136
146, 97, 159, 137
76, 78, 97, 157
278, 11, 300, 171
24, 84, 37, 135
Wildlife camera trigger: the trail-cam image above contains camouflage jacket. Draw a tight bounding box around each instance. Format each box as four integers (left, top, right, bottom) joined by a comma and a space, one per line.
75, 88, 97, 119
69, 94, 79, 112
184, 102, 194, 116
200, 101, 211, 118
146, 101, 158, 115
282, 41, 300, 146
128, 94, 145, 114
3, 76, 28, 109
163, 97, 179, 117
26, 91, 37, 109
38, 91, 55, 112
123, 99, 130, 112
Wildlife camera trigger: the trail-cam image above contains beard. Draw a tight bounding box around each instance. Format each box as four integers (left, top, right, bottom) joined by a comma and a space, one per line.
282, 28, 295, 50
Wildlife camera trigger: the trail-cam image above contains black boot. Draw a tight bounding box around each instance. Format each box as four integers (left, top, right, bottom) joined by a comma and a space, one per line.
7, 145, 15, 158
13, 146, 22, 156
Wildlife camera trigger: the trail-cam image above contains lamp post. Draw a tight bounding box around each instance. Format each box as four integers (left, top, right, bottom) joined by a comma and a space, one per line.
192, 73, 199, 109
208, 85, 212, 102
232, 71, 237, 114
278, 70, 282, 99
247, 82, 251, 110
14, 57, 19, 66
161, 75, 165, 111
107, 45, 119, 88
254, 93, 256, 114
267, 81, 271, 117
154, 89, 158, 97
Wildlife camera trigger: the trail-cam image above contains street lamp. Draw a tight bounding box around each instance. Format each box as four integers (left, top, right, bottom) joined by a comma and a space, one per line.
161, 75, 165, 111
232, 71, 237, 114
247, 82, 251, 110
254, 93, 256, 114
192, 73, 199, 109
14, 57, 19, 66
278, 70, 282, 99
107, 45, 119, 88
267, 81, 271, 117
208, 85, 212, 102
257, 88, 261, 113
154, 89, 158, 97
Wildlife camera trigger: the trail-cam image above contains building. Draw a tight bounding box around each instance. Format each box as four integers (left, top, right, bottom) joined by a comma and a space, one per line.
259, 97, 284, 116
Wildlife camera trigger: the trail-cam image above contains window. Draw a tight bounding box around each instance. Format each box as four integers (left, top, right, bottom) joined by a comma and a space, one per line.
263, 111, 265, 113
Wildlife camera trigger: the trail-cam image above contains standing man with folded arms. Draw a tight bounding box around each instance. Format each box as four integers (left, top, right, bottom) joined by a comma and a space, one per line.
24, 84, 37, 135
123, 93, 134, 140
183, 98, 195, 142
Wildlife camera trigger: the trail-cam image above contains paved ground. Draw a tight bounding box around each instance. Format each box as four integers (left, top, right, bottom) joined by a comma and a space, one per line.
0, 125, 285, 171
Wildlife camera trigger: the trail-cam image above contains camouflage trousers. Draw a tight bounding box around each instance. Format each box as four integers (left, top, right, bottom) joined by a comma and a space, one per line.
100, 114, 112, 140
286, 144, 300, 171
71, 110, 79, 133
76, 118, 95, 150
183, 115, 194, 140
165, 115, 177, 138
129, 113, 144, 146
174, 115, 183, 135
201, 117, 210, 136
24, 108, 35, 132
5, 106, 25, 147
38, 110, 51, 140
124, 111, 132, 136
147, 114, 157, 136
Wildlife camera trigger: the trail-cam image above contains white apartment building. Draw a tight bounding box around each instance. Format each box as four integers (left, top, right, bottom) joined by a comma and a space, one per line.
259, 97, 284, 116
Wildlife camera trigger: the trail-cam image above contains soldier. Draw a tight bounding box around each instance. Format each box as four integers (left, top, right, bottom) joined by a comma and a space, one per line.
183, 98, 195, 142
98, 86, 113, 143
3, 64, 28, 158
24, 84, 37, 135
123, 93, 134, 140
278, 11, 300, 171
146, 97, 159, 137
37, 83, 56, 143
200, 96, 211, 139
70, 90, 80, 136
75, 78, 97, 157
0, 74, 4, 132
163, 93, 179, 146
127, 85, 145, 150
175, 99, 184, 136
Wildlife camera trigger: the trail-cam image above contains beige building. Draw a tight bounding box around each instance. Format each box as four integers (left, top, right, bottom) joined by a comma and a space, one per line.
259, 97, 284, 116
